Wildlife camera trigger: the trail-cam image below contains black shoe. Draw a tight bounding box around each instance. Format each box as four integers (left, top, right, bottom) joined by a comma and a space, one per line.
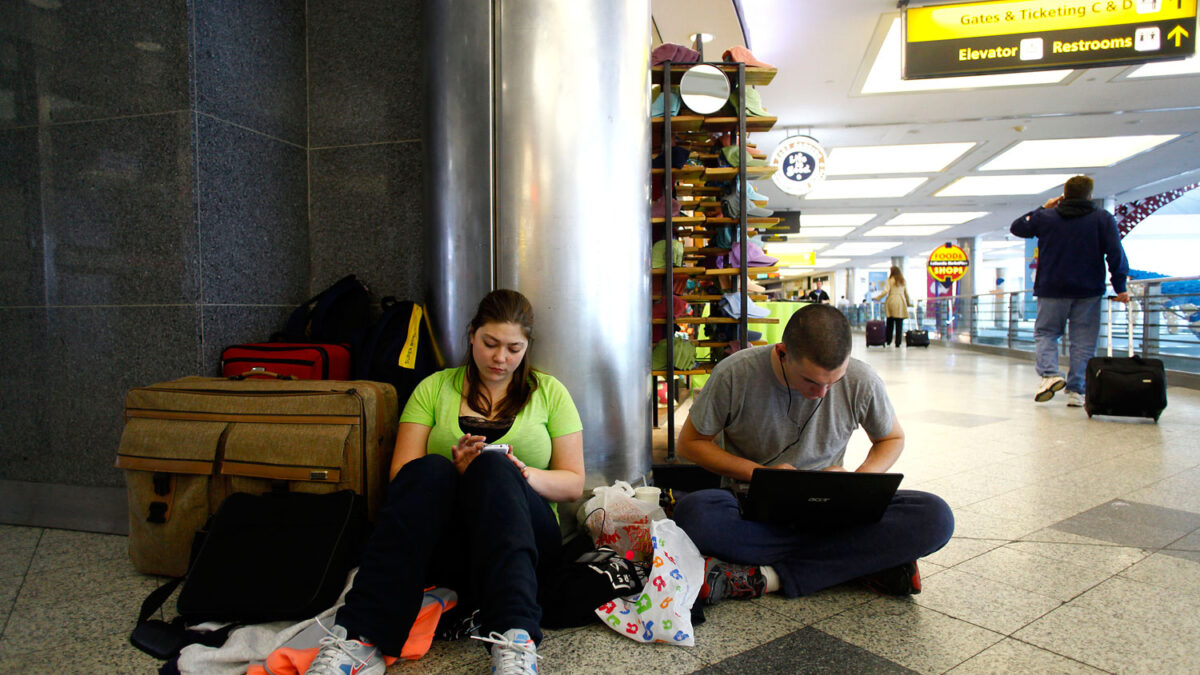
861, 561, 921, 595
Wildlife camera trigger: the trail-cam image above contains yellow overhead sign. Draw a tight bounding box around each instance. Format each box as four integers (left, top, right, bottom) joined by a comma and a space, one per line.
777, 252, 817, 266
907, 0, 1196, 42
904, 0, 1197, 78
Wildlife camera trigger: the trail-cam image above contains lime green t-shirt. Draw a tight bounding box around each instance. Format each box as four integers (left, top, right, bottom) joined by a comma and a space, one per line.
398, 367, 583, 473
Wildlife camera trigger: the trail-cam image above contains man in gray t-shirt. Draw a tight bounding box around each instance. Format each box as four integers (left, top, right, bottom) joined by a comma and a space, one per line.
672, 304, 953, 602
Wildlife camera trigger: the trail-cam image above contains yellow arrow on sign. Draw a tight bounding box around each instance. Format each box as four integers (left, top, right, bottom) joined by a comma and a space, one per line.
1168, 25, 1190, 47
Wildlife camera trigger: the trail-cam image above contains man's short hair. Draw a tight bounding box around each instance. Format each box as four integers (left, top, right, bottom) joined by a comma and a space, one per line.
781, 304, 852, 370
1064, 175, 1093, 200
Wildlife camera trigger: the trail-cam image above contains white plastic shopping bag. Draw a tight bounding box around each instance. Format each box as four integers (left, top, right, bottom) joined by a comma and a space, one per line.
594, 518, 705, 646
577, 481, 666, 560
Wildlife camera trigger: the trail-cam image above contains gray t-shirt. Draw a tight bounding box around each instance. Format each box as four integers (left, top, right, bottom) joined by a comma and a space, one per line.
689, 345, 894, 473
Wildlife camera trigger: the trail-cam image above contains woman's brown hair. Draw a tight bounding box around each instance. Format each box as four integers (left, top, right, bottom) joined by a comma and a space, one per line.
889, 265, 906, 287
462, 289, 538, 420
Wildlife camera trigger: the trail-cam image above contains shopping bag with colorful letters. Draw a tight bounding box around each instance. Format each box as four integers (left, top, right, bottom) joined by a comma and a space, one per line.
594, 518, 705, 647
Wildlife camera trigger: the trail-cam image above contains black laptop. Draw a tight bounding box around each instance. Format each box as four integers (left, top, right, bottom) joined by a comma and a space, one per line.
739, 468, 903, 529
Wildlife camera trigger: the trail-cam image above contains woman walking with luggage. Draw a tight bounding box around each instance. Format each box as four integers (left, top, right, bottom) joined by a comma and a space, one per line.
307, 289, 584, 675
875, 266, 913, 347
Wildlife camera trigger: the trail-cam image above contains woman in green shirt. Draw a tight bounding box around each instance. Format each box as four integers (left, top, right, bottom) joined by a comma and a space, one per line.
308, 290, 584, 675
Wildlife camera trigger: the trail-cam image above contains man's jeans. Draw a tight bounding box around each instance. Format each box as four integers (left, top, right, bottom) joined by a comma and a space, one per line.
1035, 296, 1101, 394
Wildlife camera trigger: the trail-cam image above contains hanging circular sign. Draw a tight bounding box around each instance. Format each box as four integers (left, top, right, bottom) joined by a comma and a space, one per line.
769, 135, 827, 196
927, 243, 970, 287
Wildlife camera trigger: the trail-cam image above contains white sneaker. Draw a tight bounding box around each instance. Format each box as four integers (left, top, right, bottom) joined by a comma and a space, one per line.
1066, 391, 1084, 407
305, 620, 385, 675
1035, 375, 1065, 402
474, 628, 540, 675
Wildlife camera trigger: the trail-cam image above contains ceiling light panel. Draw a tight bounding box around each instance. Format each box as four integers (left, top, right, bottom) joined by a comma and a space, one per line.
979, 135, 1179, 170
886, 211, 987, 225
803, 177, 927, 200
790, 227, 857, 238
821, 241, 902, 256
864, 225, 952, 236
799, 213, 878, 227
861, 18, 1071, 94
811, 258, 852, 268
1127, 54, 1200, 78
826, 142, 975, 175
765, 242, 828, 253
936, 174, 1074, 196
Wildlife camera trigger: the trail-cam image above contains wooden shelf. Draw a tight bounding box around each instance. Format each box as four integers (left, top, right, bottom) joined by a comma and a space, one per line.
653, 64, 778, 86
702, 116, 777, 133
651, 215, 705, 225
697, 340, 767, 348
652, 362, 716, 377
704, 166, 776, 181
703, 266, 779, 276
651, 167, 705, 180
651, 266, 705, 275
654, 294, 768, 302
651, 115, 704, 132
705, 217, 781, 226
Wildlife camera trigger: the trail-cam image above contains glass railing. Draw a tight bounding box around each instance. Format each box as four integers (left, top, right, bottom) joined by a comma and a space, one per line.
841, 276, 1200, 376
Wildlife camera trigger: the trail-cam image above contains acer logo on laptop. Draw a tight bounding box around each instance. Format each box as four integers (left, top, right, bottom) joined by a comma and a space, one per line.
806, 497, 832, 502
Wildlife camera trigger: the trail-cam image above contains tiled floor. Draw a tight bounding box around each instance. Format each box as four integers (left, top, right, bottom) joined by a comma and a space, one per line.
3, 341, 1200, 673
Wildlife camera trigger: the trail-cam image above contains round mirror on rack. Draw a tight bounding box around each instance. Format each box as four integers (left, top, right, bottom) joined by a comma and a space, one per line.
679, 64, 729, 115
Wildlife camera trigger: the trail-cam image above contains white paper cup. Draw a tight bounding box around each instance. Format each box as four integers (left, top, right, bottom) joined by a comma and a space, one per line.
634, 486, 662, 505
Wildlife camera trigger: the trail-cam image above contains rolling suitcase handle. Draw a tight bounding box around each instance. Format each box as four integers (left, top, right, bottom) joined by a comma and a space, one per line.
1105, 295, 1134, 359
229, 367, 297, 381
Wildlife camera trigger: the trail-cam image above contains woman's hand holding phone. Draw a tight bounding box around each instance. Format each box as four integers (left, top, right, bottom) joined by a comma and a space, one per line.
451, 434, 486, 474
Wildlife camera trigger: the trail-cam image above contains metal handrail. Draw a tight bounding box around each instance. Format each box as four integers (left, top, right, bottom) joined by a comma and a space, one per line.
840, 277, 1200, 377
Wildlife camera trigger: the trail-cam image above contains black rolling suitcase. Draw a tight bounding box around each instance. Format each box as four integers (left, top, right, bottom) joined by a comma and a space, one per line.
1085, 298, 1167, 422
905, 329, 929, 347
865, 320, 887, 347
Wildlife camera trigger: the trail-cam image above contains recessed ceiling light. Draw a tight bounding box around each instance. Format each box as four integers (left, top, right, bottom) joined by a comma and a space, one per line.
791, 227, 857, 238
1127, 54, 1200, 78
803, 177, 927, 200
765, 242, 829, 253
826, 142, 975, 175
886, 211, 987, 225
979, 135, 1179, 170
810, 257, 852, 268
861, 17, 1071, 94
936, 174, 1074, 196
864, 225, 952, 236
800, 214, 877, 227
868, 261, 894, 269
822, 242, 902, 256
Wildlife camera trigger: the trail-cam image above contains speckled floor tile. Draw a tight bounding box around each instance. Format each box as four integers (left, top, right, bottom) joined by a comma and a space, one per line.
27, 528, 130, 574
0, 547, 35, 581
814, 597, 1004, 674
922, 537, 1008, 569
1014, 576, 1200, 673
953, 544, 1112, 602
911, 568, 1062, 635
534, 622, 706, 674
0, 525, 42, 550
697, 625, 918, 674
1118, 551, 1200, 594
1004, 540, 1150, 575
687, 595, 806, 664
0, 578, 19, 636
0, 588, 145, 660
948, 508, 1046, 540
752, 583, 877, 627
1167, 528, 1200, 551
0, 629, 162, 675
387, 635, 488, 673
14, 555, 158, 610
944, 637, 1107, 674
1048, 499, 1200, 549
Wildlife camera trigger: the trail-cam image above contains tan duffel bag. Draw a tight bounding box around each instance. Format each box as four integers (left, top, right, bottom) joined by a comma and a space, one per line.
115, 375, 398, 577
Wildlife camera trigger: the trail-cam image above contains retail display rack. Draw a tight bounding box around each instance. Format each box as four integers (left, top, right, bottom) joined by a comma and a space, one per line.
651, 58, 781, 460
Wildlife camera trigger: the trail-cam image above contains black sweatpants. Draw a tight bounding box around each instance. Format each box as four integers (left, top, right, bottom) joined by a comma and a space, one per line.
336, 452, 561, 654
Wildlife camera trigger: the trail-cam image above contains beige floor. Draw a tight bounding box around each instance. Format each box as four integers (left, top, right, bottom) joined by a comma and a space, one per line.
3, 341, 1199, 673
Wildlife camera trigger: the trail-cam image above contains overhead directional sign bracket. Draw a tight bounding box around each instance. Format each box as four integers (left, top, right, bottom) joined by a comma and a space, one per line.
903, 0, 1198, 79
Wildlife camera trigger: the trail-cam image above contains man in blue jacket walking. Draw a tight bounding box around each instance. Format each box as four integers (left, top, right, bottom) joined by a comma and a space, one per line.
1011, 175, 1130, 407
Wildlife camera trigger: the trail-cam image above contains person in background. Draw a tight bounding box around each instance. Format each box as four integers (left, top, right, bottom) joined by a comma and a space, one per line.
874, 266, 912, 347
671, 304, 953, 605
306, 289, 584, 675
806, 280, 830, 304
1010, 175, 1129, 407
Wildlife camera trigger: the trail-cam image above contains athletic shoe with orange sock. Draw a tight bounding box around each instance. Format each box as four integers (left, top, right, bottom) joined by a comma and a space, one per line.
698, 556, 766, 606
861, 560, 922, 595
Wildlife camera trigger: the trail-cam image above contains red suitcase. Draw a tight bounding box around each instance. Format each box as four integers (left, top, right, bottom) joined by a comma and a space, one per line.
221, 343, 351, 380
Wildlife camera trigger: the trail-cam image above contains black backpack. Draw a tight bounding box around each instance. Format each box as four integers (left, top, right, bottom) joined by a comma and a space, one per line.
355, 297, 443, 407
278, 274, 373, 347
